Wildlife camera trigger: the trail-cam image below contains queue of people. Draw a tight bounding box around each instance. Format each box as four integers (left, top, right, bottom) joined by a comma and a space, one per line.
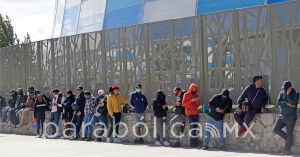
0, 75, 299, 155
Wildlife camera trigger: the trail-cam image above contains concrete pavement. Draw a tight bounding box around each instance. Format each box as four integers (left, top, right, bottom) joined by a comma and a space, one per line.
0, 134, 295, 157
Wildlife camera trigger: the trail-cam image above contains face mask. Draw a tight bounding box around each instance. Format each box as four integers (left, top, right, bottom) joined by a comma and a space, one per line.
136, 89, 141, 93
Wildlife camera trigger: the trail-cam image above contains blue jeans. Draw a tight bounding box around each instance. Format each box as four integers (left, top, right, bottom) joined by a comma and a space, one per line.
203, 115, 225, 147
83, 114, 93, 138
187, 115, 199, 146
91, 115, 108, 137
49, 112, 61, 135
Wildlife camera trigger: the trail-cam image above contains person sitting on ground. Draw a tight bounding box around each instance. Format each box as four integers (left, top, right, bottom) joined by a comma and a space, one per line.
153, 90, 170, 146
33, 94, 49, 138
273, 81, 299, 155
202, 89, 232, 150
234, 75, 269, 137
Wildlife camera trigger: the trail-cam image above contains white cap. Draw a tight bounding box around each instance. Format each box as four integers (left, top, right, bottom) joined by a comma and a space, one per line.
98, 89, 105, 95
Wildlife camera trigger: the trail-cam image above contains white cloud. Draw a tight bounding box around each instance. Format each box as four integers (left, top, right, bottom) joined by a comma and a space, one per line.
0, 0, 56, 42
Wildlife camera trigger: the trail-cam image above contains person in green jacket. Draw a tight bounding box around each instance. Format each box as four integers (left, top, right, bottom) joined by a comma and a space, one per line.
273, 81, 299, 155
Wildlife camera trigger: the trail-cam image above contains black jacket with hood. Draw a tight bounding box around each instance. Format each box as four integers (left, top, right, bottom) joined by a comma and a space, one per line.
153, 90, 168, 118
207, 90, 233, 121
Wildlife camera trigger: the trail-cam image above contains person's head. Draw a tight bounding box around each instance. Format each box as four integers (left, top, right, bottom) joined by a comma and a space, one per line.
282, 81, 292, 93
9, 89, 16, 97
84, 91, 92, 99
17, 88, 24, 95
66, 90, 73, 97
76, 86, 84, 95
52, 89, 60, 96
135, 84, 142, 93
98, 89, 105, 97
188, 83, 198, 95
173, 87, 182, 97
155, 90, 166, 101
36, 94, 43, 102
253, 75, 263, 89
27, 86, 34, 94
111, 85, 120, 95
221, 89, 230, 99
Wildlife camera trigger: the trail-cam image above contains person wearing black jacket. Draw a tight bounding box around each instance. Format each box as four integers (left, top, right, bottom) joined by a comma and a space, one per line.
234, 76, 269, 137
153, 90, 170, 146
202, 89, 232, 150
5, 90, 18, 124
170, 87, 186, 147
91, 89, 108, 142
11, 88, 27, 126
34, 94, 48, 138
62, 90, 75, 137
70, 86, 86, 140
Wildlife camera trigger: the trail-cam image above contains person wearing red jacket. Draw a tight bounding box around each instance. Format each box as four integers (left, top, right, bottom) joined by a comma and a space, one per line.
182, 83, 200, 147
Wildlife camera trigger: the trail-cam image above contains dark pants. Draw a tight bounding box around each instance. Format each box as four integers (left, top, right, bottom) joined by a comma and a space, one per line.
234, 109, 259, 128
36, 111, 45, 135
273, 115, 297, 152
49, 112, 61, 135
71, 113, 84, 135
187, 115, 199, 146
108, 112, 122, 138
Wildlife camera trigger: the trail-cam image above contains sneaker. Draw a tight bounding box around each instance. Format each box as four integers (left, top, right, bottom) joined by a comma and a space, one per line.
138, 138, 144, 144
163, 141, 170, 146
95, 138, 102, 142
238, 128, 247, 137
36, 134, 42, 138
202, 146, 209, 150
172, 142, 181, 148
134, 138, 139, 144
113, 138, 122, 143
80, 137, 87, 141
106, 137, 111, 143
154, 141, 162, 146
280, 151, 291, 156
85, 137, 93, 141
219, 146, 226, 151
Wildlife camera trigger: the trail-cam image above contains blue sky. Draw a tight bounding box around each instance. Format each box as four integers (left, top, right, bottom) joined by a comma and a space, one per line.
0, 0, 56, 42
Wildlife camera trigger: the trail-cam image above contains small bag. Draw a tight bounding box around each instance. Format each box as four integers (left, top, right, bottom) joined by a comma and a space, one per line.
71, 102, 79, 111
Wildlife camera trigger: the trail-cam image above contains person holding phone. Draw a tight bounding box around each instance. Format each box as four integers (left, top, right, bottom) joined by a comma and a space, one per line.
182, 83, 201, 148
274, 81, 299, 155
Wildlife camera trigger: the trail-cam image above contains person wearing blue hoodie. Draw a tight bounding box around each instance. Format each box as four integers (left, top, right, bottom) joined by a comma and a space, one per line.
129, 84, 148, 144
273, 81, 299, 155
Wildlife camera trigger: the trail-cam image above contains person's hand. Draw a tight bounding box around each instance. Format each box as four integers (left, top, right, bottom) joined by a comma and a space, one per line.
110, 115, 115, 119
76, 111, 81, 116
216, 108, 224, 113
261, 108, 266, 113
235, 108, 242, 114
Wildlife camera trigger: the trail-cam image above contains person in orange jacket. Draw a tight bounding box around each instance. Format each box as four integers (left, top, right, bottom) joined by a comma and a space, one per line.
182, 83, 200, 147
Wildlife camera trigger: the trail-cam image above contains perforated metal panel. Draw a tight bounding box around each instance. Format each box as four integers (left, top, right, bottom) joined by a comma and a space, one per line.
1, 1, 300, 103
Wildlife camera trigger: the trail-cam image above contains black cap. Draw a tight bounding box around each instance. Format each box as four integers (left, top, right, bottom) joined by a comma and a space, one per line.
52, 89, 60, 93
66, 90, 73, 95
221, 89, 230, 98
136, 84, 142, 89
253, 75, 263, 83
84, 91, 91, 96
282, 81, 292, 90
77, 86, 83, 90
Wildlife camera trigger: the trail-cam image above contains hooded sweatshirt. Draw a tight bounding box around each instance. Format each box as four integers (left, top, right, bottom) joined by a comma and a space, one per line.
182, 83, 200, 116
277, 88, 299, 117
207, 90, 233, 121
153, 90, 168, 118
